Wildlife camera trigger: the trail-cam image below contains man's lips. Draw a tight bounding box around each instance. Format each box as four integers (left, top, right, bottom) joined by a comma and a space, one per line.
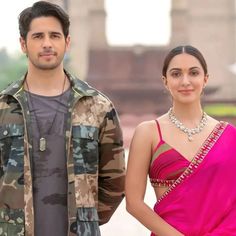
39, 52, 56, 56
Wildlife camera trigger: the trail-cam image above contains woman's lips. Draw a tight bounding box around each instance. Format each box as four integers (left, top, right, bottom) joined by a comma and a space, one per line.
178, 89, 194, 94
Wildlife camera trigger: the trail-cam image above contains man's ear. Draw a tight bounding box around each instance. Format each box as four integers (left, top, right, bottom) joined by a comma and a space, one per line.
19, 37, 27, 53
65, 35, 71, 52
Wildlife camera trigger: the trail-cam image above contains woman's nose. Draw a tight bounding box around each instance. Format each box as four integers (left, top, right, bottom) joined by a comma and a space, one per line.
181, 74, 190, 85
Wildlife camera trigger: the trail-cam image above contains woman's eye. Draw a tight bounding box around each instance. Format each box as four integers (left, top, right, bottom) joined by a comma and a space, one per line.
190, 70, 199, 76
171, 71, 181, 78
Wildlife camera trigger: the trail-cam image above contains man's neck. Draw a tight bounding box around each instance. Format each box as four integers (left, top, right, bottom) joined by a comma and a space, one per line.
24, 68, 70, 96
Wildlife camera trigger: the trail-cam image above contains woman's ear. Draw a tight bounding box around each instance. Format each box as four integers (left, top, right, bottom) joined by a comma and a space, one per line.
162, 76, 168, 89
203, 74, 209, 88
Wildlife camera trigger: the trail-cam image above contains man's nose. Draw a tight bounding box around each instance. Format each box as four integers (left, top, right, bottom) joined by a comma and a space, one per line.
42, 36, 52, 48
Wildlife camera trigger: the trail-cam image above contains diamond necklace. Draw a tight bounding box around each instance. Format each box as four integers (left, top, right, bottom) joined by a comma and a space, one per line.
168, 107, 208, 142
25, 74, 67, 151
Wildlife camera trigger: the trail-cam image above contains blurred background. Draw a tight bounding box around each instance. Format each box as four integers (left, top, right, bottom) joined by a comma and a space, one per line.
1, 0, 236, 235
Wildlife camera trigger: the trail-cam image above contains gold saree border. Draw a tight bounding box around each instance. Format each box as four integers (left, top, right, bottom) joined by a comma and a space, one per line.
157, 121, 227, 204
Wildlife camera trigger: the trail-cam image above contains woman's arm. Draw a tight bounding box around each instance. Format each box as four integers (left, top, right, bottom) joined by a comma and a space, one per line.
125, 121, 184, 236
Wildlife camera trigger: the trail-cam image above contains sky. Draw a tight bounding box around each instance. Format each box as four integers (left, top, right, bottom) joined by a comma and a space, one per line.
105, 0, 171, 46
0, 0, 171, 54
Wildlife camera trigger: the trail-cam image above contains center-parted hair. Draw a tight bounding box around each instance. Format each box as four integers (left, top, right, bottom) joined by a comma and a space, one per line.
162, 45, 208, 77
18, 1, 70, 40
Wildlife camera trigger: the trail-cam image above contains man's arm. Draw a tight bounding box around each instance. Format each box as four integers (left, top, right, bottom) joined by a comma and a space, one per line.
98, 104, 125, 225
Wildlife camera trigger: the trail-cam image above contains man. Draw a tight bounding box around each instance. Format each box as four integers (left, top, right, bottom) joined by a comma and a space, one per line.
0, 1, 125, 235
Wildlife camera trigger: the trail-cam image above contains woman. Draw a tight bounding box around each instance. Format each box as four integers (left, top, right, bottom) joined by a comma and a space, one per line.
125, 45, 236, 236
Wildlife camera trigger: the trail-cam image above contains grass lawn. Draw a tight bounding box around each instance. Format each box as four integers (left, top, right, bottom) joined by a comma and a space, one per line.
204, 104, 236, 117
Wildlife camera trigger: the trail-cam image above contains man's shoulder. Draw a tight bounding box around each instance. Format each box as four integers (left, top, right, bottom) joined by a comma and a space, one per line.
0, 78, 24, 97
71, 75, 113, 105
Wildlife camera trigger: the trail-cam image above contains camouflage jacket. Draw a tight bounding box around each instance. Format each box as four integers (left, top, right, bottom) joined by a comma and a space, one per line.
0, 71, 125, 236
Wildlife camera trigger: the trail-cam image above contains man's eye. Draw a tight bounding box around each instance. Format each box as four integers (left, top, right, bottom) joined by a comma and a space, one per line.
51, 34, 60, 38
33, 34, 42, 39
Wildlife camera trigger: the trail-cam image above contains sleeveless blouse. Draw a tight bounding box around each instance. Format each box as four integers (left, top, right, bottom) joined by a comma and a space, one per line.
149, 120, 190, 187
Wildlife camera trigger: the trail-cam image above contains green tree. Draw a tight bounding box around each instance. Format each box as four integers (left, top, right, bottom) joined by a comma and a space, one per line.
0, 48, 27, 91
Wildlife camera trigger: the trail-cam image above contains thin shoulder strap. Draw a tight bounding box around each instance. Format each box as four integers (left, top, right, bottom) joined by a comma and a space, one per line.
155, 119, 163, 141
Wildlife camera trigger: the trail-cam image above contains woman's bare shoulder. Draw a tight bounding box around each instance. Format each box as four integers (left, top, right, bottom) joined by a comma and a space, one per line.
131, 120, 156, 142
206, 115, 221, 128
136, 119, 156, 129
156, 113, 169, 123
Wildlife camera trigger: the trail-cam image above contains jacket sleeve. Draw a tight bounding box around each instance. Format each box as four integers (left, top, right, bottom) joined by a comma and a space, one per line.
98, 103, 125, 225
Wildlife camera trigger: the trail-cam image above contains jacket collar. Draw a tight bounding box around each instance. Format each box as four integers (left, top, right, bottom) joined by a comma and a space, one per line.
0, 70, 98, 97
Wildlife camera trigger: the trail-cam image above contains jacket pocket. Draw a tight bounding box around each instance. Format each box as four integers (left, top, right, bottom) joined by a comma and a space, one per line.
0, 124, 24, 176
76, 207, 101, 236
0, 208, 24, 235
72, 125, 99, 175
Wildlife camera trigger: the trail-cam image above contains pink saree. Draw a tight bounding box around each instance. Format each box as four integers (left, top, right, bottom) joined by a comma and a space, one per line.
152, 122, 236, 236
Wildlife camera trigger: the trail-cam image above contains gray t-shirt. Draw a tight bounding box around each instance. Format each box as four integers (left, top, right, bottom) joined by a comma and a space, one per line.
26, 88, 71, 236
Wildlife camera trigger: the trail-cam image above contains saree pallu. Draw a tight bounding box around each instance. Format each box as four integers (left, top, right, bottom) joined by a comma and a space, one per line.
152, 122, 236, 236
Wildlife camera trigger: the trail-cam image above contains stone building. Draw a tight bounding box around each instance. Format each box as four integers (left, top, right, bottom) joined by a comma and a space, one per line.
48, 0, 236, 114
171, 0, 236, 100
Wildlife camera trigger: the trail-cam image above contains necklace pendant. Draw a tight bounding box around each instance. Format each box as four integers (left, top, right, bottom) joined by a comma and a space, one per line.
168, 107, 208, 143
188, 136, 193, 142
39, 137, 46, 151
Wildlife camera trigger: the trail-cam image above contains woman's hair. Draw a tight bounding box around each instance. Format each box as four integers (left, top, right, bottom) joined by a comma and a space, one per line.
18, 1, 70, 40
162, 45, 208, 77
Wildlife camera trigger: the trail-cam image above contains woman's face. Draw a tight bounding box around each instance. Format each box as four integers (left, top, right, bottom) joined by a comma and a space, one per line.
164, 53, 208, 105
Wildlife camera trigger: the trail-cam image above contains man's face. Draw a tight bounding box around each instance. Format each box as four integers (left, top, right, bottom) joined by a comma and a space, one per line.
20, 16, 70, 70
